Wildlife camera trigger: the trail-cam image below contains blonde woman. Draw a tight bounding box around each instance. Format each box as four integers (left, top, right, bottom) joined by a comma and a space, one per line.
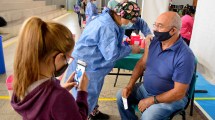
11, 17, 88, 120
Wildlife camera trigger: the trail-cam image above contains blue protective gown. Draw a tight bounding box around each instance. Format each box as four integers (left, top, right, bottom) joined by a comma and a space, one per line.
65, 8, 151, 114
85, 1, 98, 24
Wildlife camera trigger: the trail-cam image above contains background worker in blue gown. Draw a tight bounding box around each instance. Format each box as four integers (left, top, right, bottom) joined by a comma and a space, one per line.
107, 0, 119, 10
76, 0, 87, 29
65, 1, 152, 119
85, 0, 98, 24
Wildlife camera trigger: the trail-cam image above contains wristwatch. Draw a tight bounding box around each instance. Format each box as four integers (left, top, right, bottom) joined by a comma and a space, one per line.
153, 96, 159, 104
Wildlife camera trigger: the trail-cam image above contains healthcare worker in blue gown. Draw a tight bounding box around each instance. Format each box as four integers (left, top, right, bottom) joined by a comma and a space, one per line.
65, 1, 152, 119
85, 0, 98, 24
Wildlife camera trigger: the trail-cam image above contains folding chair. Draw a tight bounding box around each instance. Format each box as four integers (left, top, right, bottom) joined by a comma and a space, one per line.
168, 59, 197, 120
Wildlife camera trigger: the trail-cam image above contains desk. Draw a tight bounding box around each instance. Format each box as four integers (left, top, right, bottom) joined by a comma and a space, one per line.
109, 53, 143, 87
115, 54, 142, 70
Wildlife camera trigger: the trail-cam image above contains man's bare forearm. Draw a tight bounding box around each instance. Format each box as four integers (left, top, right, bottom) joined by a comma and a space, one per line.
127, 60, 145, 88
127, 38, 150, 89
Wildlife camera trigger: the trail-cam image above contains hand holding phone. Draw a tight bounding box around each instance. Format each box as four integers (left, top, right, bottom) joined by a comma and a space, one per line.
74, 60, 87, 84
77, 72, 88, 92
63, 72, 77, 91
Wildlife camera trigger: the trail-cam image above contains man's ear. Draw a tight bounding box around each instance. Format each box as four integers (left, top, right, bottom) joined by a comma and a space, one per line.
170, 27, 177, 35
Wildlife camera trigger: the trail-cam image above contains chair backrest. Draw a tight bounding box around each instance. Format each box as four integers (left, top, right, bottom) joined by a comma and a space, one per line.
168, 58, 198, 120
184, 58, 197, 109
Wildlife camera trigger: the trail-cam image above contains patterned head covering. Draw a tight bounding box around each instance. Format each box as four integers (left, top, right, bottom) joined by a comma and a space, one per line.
114, 1, 140, 21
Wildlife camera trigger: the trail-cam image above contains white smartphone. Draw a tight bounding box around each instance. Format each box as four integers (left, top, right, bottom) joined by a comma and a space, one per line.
122, 97, 128, 110
74, 60, 87, 84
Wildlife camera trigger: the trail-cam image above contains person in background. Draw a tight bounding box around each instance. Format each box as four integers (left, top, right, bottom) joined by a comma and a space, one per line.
11, 17, 89, 120
107, 0, 119, 10
85, 0, 98, 24
117, 11, 195, 120
83, 0, 87, 12
65, 1, 152, 120
180, 5, 196, 46
76, 0, 86, 29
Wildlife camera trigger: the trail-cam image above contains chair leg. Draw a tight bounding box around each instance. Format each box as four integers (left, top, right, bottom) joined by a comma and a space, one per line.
195, 90, 208, 93
114, 68, 120, 87
139, 76, 142, 82
182, 111, 186, 120
139, 73, 143, 82
190, 92, 195, 116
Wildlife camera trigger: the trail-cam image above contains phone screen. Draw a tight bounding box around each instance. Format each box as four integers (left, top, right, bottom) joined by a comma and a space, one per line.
74, 63, 86, 83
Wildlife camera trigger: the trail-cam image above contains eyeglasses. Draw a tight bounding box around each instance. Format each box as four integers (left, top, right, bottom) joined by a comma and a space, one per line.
64, 54, 74, 64
153, 23, 173, 30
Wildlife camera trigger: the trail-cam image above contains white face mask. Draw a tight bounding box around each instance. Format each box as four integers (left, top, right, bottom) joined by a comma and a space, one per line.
121, 22, 134, 29
92, 1, 97, 6
115, 0, 125, 3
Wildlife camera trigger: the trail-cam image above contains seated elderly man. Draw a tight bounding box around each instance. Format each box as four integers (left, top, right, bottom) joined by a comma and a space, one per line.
116, 11, 195, 120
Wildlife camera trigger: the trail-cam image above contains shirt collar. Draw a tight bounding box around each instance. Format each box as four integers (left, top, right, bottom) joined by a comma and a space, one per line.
159, 36, 183, 52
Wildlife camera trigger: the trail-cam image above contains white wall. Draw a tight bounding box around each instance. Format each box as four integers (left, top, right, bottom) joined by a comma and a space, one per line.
67, 0, 76, 11
190, 0, 215, 84
137, 0, 143, 10
34, 0, 66, 8
141, 0, 169, 31
172, 0, 193, 5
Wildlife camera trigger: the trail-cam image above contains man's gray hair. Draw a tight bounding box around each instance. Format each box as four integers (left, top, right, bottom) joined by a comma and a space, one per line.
171, 13, 182, 30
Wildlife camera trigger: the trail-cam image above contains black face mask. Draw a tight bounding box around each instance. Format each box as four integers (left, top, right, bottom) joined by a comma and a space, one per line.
154, 29, 173, 41
54, 63, 68, 77
54, 54, 69, 77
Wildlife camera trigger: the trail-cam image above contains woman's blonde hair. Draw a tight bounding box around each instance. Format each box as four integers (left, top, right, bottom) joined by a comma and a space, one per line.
13, 17, 75, 99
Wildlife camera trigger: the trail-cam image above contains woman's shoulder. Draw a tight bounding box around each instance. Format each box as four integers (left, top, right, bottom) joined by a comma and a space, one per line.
52, 79, 68, 91
49, 79, 74, 100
